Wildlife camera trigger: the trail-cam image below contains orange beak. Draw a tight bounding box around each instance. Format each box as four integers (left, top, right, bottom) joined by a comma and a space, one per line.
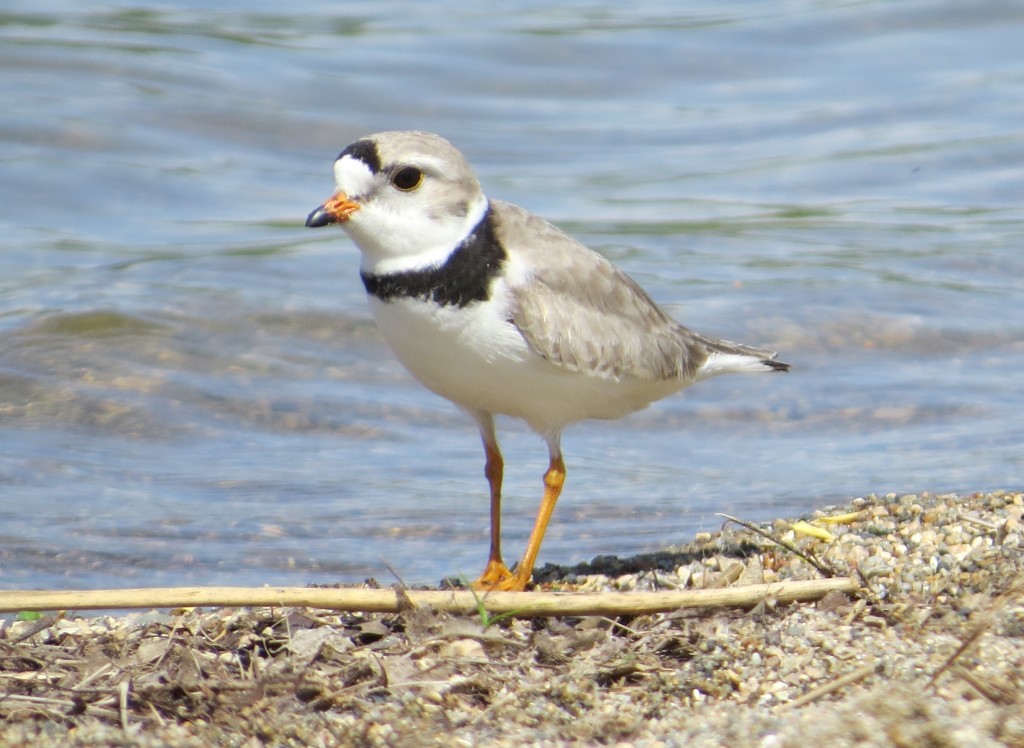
305, 192, 361, 228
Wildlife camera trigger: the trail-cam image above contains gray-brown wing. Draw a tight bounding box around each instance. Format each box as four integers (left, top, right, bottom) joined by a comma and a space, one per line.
492, 200, 707, 382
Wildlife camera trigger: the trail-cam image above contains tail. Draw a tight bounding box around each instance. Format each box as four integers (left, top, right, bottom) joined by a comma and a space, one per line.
695, 333, 790, 378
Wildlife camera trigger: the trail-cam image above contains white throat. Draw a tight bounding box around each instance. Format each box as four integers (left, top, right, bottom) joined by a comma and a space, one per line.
348, 192, 490, 276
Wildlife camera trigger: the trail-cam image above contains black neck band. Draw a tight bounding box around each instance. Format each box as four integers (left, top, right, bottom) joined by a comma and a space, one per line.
360, 206, 506, 308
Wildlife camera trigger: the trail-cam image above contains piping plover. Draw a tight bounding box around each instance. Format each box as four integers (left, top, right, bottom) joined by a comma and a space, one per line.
306, 130, 789, 591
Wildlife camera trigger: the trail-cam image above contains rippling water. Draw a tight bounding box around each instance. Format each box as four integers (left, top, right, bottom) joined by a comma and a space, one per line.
2, 1, 1022, 590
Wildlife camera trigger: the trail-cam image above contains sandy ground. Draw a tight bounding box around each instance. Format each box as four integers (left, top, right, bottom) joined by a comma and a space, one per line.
1, 490, 1022, 747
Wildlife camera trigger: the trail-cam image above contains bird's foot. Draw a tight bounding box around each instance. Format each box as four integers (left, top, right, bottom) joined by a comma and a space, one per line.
472, 559, 530, 591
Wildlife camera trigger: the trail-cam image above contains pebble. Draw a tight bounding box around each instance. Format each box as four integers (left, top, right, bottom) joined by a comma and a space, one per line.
1, 490, 1021, 748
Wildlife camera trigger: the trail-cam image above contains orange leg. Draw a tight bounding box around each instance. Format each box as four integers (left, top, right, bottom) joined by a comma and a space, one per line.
475, 453, 566, 592
472, 441, 515, 588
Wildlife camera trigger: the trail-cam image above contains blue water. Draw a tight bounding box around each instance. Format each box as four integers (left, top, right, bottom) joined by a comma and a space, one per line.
1, 0, 1022, 590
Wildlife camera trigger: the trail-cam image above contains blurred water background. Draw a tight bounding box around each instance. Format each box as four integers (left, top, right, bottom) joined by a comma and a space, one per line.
2, 0, 1022, 590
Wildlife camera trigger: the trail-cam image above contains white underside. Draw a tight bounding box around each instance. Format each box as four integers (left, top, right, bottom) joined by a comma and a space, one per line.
368, 288, 690, 439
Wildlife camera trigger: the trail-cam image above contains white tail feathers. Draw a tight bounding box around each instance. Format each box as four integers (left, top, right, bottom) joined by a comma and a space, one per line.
696, 350, 789, 381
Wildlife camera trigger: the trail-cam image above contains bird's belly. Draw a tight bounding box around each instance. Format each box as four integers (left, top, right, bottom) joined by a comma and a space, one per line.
368, 297, 685, 434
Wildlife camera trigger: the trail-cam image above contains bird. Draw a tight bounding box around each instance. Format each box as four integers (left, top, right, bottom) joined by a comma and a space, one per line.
305, 130, 789, 592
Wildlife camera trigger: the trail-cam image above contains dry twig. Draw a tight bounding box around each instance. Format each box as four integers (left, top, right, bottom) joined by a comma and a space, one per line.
0, 579, 858, 618
782, 662, 880, 709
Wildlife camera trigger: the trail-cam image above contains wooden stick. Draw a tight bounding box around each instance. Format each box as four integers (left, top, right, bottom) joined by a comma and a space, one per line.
783, 662, 880, 709
0, 578, 857, 618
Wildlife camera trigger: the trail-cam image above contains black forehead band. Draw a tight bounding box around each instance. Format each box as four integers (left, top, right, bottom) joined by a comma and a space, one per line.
336, 139, 382, 174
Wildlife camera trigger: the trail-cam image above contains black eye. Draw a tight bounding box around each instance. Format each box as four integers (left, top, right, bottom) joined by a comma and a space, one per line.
391, 166, 423, 191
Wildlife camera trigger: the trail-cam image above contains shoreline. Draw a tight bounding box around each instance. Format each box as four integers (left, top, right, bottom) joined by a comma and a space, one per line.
2, 490, 1021, 747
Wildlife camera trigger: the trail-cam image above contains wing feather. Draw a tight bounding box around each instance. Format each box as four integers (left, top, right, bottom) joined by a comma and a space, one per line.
492, 200, 708, 382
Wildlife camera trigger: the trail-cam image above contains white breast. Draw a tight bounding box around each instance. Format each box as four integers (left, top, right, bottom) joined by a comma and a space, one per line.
367, 286, 690, 436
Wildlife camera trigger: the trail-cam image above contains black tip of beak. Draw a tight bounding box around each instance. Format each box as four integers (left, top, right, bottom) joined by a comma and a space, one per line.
305, 204, 336, 228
